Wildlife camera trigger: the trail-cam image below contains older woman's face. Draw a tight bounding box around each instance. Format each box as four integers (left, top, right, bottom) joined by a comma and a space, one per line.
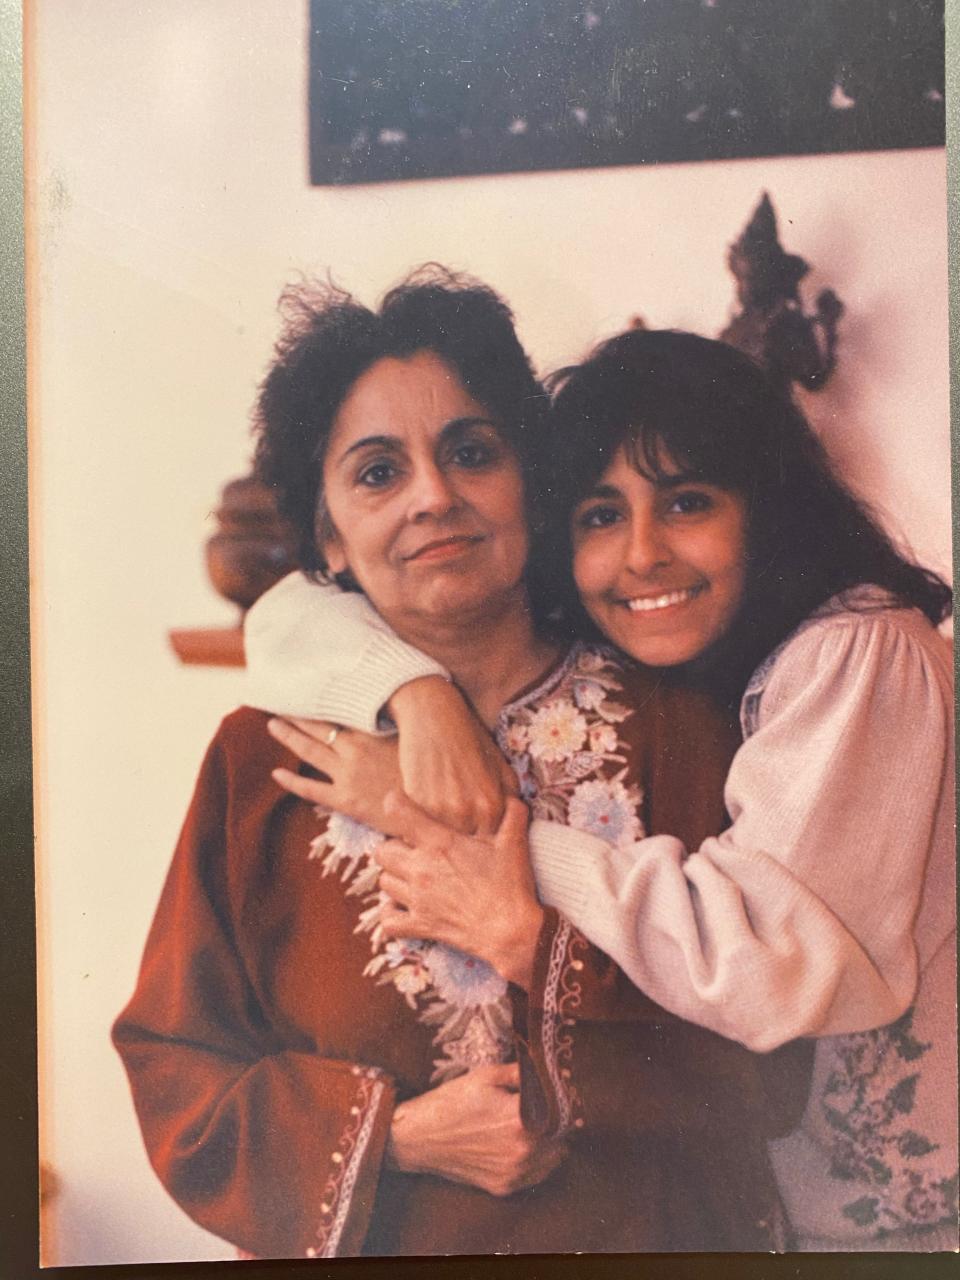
320, 350, 530, 634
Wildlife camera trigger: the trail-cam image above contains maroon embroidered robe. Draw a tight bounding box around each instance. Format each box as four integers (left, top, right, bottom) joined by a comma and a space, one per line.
113, 645, 809, 1259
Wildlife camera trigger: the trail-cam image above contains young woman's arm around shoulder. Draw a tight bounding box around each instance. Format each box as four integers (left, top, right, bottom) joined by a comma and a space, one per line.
244, 576, 954, 1051
528, 604, 953, 1050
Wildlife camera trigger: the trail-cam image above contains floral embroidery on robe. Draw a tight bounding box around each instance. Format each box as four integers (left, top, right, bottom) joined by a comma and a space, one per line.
309, 644, 645, 1084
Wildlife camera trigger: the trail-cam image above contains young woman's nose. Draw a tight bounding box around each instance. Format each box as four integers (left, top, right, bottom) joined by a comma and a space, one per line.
624, 512, 671, 576
408, 459, 459, 520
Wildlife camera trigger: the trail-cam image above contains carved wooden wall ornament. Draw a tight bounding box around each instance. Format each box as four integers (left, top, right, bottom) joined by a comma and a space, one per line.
719, 192, 844, 395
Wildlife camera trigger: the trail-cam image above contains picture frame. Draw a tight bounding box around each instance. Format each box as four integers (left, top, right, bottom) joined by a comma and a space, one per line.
307, 0, 945, 185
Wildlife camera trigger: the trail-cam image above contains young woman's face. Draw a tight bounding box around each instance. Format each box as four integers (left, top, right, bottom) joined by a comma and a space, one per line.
571, 443, 748, 667
320, 350, 530, 635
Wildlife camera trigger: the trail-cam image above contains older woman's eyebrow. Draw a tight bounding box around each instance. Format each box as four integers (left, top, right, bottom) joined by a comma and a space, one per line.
336, 417, 500, 467
439, 416, 502, 440
336, 434, 402, 465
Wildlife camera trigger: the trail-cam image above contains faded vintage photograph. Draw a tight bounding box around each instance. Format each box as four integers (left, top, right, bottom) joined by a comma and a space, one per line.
29, 0, 955, 1267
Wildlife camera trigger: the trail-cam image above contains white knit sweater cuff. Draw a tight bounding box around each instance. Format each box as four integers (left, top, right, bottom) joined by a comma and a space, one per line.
244, 629, 448, 733
311, 632, 449, 733
528, 819, 598, 917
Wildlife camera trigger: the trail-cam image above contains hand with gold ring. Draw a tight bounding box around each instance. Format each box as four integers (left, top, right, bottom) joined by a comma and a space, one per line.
267, 717, 403, 831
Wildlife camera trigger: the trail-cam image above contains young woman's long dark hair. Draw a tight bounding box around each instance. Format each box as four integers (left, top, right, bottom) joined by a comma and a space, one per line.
546, 329, 951, 707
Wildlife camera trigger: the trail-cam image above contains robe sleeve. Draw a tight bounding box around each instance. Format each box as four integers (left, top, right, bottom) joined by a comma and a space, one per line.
526, 612, 953, 1050
513, 908, 813, 1144
243, 572, 448, 732
112, 730, 396, 1260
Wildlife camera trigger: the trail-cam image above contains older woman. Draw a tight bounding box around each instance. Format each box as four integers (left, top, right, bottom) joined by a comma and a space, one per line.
113, 271, 803, 1260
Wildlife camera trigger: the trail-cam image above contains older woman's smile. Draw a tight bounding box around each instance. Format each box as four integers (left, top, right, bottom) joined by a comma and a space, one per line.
403, 534, 486, 563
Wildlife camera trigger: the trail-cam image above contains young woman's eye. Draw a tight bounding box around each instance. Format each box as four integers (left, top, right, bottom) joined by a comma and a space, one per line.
668, 490, 714, 515
577, 504, 622, 530
357, 460, 399, 488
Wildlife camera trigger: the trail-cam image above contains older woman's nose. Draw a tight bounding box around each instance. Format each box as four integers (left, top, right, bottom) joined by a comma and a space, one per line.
408, 460, 460, 520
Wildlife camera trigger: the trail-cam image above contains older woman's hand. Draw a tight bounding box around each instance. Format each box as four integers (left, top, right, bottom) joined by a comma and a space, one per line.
268, 717, 403, 833
385, 1063, 566, 1196
376, 793, 544, 989
387, 677, 518, 835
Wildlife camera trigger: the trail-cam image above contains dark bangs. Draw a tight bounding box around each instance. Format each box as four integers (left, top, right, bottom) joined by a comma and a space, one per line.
548, 330, 780, 520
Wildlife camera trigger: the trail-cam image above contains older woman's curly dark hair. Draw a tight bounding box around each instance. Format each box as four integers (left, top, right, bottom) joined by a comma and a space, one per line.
252, 265, 551, 584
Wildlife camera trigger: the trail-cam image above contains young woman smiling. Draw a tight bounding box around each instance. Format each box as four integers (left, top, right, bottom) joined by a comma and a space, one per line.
246, 328, 956, 1251
568, 446, 748, 669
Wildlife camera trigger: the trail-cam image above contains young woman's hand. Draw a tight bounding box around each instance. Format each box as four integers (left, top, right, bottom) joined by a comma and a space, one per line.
376, 793, 545, 989
385, 1062, 566, 1196
387, 677, 518, 836
266, 676, 516, 838
267, 717, 403, 832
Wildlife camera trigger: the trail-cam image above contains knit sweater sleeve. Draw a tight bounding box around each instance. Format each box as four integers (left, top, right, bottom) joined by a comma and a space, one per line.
526, 611, 953, 1051
112, 726, 396, 1259
243, 573, 448, 732
514, 907, 812, 1143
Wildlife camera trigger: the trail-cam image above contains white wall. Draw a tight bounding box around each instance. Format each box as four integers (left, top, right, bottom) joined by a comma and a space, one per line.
28, 1, 951, 1267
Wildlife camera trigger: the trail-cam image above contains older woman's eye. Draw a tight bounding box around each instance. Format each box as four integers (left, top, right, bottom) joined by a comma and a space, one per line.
357, 460, 399, 488
451, 440, 498, 469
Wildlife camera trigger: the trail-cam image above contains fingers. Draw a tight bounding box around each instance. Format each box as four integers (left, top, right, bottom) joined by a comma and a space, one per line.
495, 797, 530, 845
271, 767, 333, 805
267, 718, 336, 771
497, 754, 521, 799
374, 839, 417, 875
375, 840, 424, 936
512, 1142, 567, 1191
382, 789, 452, 846
378, 905, 425, 941
481, 1127, 567, 1196
377, 872, 412, 908
476, 1061, 521, 1090
287, 717, 342, 743
469, 787, 504, 838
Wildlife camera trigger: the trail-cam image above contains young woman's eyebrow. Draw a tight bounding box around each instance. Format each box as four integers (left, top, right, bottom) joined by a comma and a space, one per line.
581, 482, 621, 501
654, 471, 703, 490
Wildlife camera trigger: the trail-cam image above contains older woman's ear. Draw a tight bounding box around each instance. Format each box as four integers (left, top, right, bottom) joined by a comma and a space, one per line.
314, 498, 348, 575
324, 532, 348, 577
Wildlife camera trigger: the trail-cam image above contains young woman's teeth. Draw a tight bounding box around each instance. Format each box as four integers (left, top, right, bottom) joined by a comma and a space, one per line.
626, 588, 698, 612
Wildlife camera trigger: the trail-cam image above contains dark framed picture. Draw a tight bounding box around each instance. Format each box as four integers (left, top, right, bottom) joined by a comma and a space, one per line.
308, 0, 945, 184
